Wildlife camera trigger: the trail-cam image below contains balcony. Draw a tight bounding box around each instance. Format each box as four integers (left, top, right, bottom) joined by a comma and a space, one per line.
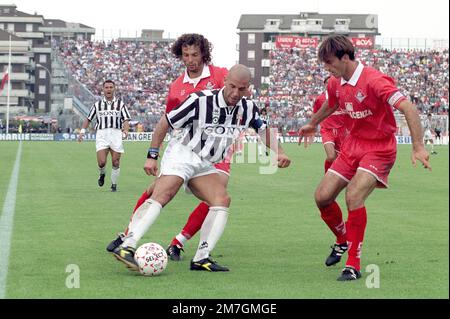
0, 72, 30, 81
9, 89, 30, 97
14, 32, 44, 39
0, 56, 30, 64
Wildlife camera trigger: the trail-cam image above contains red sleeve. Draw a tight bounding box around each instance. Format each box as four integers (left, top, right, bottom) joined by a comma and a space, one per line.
370, 75, 407, 109
165, 84, 177, 113
327, 78, 338, 109
313, 93, 326, 114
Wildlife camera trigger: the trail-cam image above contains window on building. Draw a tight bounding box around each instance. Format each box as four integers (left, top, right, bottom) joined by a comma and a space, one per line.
39, 70, 46, 79
0, 23, 4, 30
39, 54, 47, 63
248, 33, 255, 44
249, 67, 255, 78
26, 24, 33, 32
39, 85, 46, 94
247, 50, 255, 61
7, 23, 14, 32
38, 101, 46, 109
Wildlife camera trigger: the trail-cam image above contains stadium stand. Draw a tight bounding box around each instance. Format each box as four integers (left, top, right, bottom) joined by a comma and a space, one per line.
55, 39, 448, 136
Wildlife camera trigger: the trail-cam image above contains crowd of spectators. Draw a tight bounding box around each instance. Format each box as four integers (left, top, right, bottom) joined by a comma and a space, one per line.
57, 40, 184, 131
262, 47, 448, 132
56, 40, 448, 134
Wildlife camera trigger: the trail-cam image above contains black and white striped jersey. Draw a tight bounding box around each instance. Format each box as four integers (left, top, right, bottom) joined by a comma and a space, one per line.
166, 88, 266, 163
87, 98, 131, 130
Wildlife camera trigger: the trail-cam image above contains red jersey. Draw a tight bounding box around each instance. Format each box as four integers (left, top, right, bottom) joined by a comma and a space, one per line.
313, 92, 348, 130
327, 62, 407, 140
165, 65, 228, 112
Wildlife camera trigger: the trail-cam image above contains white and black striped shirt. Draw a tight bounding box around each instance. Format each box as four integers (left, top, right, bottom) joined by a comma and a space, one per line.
87, 98, 131, 130
166, 88, 266, 163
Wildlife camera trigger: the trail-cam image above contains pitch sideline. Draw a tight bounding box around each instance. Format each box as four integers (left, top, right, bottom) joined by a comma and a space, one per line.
0, 141, 23, 299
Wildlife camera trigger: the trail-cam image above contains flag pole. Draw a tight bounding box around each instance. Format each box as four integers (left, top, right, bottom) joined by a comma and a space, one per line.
6, 34, 11, 134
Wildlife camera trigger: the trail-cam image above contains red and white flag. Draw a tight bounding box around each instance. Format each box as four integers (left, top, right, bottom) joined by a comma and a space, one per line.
0, 68, 9, 95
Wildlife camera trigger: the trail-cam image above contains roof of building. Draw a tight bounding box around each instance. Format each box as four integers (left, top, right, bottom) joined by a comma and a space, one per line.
43, 19, 95, 30
0, 4, 44, 19
237, 13, 378, 30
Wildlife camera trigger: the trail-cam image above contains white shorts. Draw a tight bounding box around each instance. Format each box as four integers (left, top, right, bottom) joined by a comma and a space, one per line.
96, 128, 124, 153
160, 142, 218, 193
424, 129, 433, 141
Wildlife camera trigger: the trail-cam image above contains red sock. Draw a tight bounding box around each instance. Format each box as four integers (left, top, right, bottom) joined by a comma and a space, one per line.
319, 201, 347, 244
345, 207, 367, 271
124, 190, 150, 235
324, 160, 333, 173
170, 202, 210, 246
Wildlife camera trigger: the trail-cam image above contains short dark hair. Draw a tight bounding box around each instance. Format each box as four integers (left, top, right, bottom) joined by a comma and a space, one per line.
103, 79, 115, 87
171, 33, 212, 64
318, 34, 355, 62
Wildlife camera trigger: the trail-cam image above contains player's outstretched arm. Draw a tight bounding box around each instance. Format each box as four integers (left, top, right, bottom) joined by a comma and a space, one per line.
259, 127, 291, 168
144, 115, 170, 176
122, 120, 130, 139
77, 118, 90, 142
298, 99, 337, 147
397, 100, 432, 171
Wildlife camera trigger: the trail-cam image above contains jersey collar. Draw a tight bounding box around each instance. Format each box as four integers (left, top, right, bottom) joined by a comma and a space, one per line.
102, 96, 117, 103
341, 61, 364, 86
183, 64, 210, 84
217, 87, 240, 108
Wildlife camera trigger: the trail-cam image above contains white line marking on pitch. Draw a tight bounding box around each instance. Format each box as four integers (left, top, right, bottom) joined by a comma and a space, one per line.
0, 141, 23, 299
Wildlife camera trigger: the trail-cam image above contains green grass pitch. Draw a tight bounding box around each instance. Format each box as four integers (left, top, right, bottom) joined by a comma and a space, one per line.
1, 141, 448, 298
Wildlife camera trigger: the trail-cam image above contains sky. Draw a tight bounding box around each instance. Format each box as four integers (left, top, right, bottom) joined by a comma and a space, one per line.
6, 0, 450, 68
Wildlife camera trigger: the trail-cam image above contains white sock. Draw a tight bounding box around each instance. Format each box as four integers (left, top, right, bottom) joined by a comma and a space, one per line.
99, 166, 106, 175
122, 199, 162, 249
258, 144, 262, 155
175, 233, 189, 247
193, 207, 229, 262
111, 166, 120, 185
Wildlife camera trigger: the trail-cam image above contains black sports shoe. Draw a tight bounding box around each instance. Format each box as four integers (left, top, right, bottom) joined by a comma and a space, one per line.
190, 257, 229, 272
98, 173, 105, 187
431, 151, 438, 155
111, 184, 117, 192
166, 244, 184, 261
106, 233, 125, 252
112, 246, 138, 271
325, 243, 348, 266
337, 267, 361, 281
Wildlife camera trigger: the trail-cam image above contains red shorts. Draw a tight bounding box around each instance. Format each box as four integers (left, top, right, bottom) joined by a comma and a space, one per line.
320, 127, 348, 153
328, 135, 397, 188
214, 161, 231, 175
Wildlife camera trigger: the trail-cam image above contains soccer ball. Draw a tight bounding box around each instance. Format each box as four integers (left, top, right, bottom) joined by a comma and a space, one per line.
134, 242, 168, 276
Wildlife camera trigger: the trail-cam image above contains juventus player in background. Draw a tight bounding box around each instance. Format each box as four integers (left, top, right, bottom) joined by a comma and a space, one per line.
298, 35, 431, 281
78, 80, 131, 192
112, 64, 291, 272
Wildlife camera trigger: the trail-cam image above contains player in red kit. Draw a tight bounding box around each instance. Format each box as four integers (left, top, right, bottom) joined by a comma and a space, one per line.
106, 34, 230, 262
299, 35, 431, 281
311, 76, 349, 173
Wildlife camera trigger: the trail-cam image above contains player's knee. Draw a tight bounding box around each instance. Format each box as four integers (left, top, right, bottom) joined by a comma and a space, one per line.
98, 160, 106, 168
212, 193, 231, 207
314, 188, 333, 208
345, 188, 364, 209
152, 191, 176, 207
